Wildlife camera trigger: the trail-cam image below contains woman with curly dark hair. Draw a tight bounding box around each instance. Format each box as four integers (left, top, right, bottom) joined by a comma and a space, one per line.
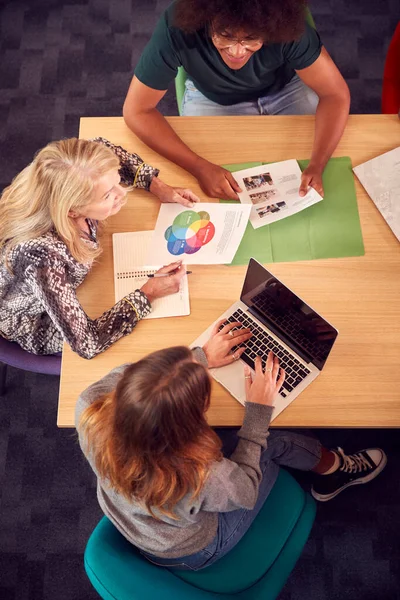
124, 0, 350, 201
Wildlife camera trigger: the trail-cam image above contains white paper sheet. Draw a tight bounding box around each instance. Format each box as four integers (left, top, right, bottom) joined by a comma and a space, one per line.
353, 146, 400, 242
234, 159, 323, 229
146, 203, 251, 265
113, 231, 190, 319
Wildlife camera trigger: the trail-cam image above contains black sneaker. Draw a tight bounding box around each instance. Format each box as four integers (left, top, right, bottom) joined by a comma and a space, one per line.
311, 447, 387, 502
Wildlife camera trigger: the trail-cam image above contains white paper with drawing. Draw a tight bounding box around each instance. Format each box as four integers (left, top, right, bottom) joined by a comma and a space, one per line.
147, 203, 251, 265
113, 231, 190, 318
234, 159, 323, 229
353, 146, 400, 242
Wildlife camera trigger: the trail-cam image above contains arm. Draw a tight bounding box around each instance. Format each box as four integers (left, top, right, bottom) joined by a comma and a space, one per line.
198, 402, 274, 512
93, 134, 199, 208
27, 259, 151, 359
296, 47, 350, 196
123, 78, 202, 176
194, 353, 283, 512
183, 339, 283, 513
123, 77, 242, 200
92, 136, 159, 190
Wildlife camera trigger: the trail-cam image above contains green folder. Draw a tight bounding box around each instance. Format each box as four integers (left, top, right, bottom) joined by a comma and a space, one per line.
221, 157, 365, 264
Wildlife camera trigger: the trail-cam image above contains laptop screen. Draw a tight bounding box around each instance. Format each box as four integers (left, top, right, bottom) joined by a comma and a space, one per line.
240, 259, 338, 370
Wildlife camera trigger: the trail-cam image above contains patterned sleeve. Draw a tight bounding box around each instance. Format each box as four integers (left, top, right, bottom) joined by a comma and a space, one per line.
25, 259, 152, 360
92, 137, 160, 191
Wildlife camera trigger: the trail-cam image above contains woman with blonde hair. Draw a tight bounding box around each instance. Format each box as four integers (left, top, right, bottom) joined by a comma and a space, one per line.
77, 322, 386, 570
0, 137, 199, 359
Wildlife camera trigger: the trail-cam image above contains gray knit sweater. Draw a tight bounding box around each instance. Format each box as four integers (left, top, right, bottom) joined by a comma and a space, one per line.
76, 355, 273, 558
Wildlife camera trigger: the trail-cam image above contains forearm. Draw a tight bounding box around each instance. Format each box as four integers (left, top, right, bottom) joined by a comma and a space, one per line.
124, 107, 206, 176
84, 291, 151, 359
309, 93, 350, 170
92, 137, 158, 190
199, 403, 274, 512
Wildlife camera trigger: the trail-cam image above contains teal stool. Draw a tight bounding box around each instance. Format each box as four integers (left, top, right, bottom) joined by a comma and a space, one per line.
84, 469, 316, 600
175, 9, 316, 115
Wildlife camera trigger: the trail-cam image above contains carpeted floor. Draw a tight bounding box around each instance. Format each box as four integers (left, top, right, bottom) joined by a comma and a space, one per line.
0, 1, 399, 598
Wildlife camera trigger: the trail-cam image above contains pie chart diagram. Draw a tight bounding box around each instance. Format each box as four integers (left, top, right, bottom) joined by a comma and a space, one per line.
164, 210, 215, 256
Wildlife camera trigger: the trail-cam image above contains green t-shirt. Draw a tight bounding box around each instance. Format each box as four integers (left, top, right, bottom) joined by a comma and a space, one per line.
135, 2, 322, 106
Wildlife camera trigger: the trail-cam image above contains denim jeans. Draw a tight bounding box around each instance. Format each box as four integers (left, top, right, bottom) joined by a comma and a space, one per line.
181, 74, 319, 116
141, 429, 321, 571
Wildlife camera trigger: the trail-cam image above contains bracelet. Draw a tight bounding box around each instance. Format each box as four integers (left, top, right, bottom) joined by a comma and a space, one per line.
124, 297, 140, 321
133, 163, 145, 187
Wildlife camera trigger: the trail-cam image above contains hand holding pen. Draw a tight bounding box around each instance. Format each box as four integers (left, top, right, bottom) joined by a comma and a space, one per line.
140, 261, 189, 303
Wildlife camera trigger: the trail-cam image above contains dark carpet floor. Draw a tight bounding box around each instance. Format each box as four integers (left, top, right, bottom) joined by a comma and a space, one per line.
0, 1, 399, 598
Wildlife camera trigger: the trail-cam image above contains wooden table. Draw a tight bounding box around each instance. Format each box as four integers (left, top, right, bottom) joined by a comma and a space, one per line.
57, 114, 400, 428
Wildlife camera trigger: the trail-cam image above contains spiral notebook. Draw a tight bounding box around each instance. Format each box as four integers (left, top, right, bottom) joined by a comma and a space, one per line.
112, 231, 190, 319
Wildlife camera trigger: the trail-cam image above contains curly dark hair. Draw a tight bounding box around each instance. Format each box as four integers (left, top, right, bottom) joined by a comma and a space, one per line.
173, 0, 308, 43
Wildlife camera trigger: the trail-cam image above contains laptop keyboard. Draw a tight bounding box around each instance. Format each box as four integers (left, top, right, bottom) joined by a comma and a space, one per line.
251, 291, 327, 364
222, 308, 311, 397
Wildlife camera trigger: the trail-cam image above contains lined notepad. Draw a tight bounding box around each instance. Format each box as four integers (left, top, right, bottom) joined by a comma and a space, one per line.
112, 231, 190, 319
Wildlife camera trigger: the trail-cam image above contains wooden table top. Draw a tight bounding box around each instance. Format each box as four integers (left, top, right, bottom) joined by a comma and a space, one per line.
57, 114, 400, 428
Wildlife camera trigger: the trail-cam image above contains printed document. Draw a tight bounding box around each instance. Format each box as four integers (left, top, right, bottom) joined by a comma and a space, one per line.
234, 159, 323, 229
353, 146, 400, 242
147, 203, 251, 265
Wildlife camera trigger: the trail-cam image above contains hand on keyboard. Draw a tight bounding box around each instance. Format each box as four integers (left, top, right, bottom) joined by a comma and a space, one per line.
244, 352, 285, 407
202, 319, 253, 369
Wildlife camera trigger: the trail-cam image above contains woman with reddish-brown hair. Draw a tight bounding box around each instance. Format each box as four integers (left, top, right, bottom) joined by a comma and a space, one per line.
76, 321, 386, 571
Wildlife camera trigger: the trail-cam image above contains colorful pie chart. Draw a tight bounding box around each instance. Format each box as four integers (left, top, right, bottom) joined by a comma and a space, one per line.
164, 210, 215, 256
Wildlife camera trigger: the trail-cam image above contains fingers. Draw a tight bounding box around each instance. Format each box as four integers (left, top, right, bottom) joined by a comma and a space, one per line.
272, 354, 280, 380
218, 321, 243, 336
265, 351, 274, 374
310, 180, 324, 197
174, 188, 200, 208
254, 355, 263, 376
244, 365, 253, 395
220, 178, 240, 201
299, 173, 311, 197
276, 367, 285, 391
227, 331, 252, 350
157, 260, 183, 274
176, 194, 196, 208
170, 265, 186, 284
225, 172, 242, 194
220, 346, 246, 367
180, 188, 201, 203
210, 318, 228, 337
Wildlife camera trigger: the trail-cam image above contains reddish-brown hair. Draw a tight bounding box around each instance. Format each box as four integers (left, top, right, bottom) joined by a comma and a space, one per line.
79, 347, 222, 519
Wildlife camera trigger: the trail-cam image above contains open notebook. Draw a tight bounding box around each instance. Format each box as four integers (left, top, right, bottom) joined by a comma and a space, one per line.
112, 231, 190, 319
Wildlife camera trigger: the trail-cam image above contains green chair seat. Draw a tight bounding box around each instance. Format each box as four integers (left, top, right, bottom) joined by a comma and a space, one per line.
84, 469, 316, 600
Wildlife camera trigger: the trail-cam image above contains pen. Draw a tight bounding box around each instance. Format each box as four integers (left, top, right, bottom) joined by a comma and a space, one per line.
148, 270, 192, 278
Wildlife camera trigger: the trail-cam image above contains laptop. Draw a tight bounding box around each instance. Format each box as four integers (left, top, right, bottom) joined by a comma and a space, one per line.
191, 259, 338, 421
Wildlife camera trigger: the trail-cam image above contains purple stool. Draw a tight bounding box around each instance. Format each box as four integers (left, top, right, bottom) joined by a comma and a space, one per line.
0, 336, 61, 395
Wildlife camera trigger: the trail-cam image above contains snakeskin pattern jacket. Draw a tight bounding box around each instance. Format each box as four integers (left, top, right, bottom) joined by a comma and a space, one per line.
0, 138, 159, 359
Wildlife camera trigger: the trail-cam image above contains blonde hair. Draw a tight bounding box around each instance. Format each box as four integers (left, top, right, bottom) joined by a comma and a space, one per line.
0, 138, 120, 267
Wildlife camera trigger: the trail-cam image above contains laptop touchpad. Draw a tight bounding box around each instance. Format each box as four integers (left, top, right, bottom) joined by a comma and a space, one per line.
212, 362, 247, 406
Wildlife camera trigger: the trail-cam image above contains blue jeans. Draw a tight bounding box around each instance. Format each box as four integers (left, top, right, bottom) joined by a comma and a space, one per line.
141, 429, 321, 571
181, 74, 319, 116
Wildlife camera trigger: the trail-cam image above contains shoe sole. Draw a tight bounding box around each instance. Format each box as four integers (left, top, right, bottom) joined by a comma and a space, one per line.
311, 451, 387, 502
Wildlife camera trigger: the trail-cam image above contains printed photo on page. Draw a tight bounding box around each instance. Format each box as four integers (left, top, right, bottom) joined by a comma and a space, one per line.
234, 159, 323, 229
147, 203, 251, 265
